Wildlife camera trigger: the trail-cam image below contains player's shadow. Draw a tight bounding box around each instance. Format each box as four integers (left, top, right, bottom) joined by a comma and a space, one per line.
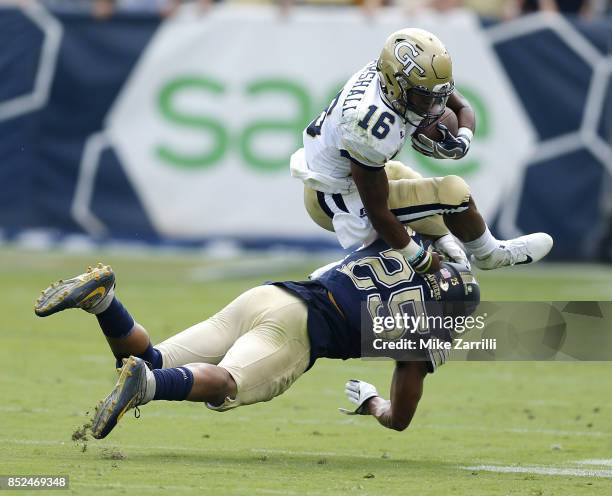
123, 449, 453, 473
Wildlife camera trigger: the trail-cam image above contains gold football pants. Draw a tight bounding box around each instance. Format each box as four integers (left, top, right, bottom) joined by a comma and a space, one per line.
304, 161, 470, 238
155, 285, 311, 411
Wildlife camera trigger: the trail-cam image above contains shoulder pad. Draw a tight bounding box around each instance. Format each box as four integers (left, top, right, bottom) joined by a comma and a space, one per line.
339, 108, 402, 168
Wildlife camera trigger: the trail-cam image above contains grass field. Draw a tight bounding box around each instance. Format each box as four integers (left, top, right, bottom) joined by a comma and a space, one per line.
2, 247, 612, 495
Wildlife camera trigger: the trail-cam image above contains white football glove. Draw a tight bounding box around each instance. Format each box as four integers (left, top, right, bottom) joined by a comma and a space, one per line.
338, 379, 378, 415
434, 234, 471, 270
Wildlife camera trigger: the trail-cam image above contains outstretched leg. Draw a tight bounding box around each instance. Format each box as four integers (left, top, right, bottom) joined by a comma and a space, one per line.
303, 159, 552, 268
443, 196, 553, 269
384, 164, 553, 269
90, 286, 311, 439
35, 264, 163, 368
90, 355, 237, 439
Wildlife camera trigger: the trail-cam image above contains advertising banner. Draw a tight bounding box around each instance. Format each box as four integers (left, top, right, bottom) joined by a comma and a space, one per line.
1, 5, 610, 257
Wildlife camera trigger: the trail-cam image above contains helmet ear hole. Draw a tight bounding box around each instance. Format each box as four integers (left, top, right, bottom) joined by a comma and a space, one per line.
436, 262, 481, 318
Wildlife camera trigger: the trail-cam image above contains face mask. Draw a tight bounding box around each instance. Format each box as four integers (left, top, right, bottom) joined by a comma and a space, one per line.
405, 110, 424, 127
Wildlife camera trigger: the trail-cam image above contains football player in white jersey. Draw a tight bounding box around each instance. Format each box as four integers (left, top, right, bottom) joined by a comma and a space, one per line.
291, 28, 553, 273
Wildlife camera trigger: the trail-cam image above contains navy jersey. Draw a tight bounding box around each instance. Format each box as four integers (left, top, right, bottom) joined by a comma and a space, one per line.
313, 239, 438, 337
274, 239, 478, 371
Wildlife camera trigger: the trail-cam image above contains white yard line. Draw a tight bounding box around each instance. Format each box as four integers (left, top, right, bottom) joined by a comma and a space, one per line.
0, 406, 52, 414
507, 427, 612, 438
418, 424, 612, 438
463, 464, 612, 478
575, 459, 612, 467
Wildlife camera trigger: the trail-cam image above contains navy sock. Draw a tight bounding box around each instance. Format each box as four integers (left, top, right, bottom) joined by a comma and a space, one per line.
138, 343, 163, 369
96, 297, 135, 338
152, 367, 194, 401
114, 344, 163, 370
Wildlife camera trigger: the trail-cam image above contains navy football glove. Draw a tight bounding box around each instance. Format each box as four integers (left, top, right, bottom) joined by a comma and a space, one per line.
413, 124, 472, 160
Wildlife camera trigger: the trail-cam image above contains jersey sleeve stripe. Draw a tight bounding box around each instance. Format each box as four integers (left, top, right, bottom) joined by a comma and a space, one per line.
331, 194, 349, 213
339, 149, 384, 171
316, 191, 335, 219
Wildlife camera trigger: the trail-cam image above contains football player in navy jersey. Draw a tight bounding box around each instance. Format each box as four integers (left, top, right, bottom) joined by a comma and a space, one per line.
35, 240, 480, 438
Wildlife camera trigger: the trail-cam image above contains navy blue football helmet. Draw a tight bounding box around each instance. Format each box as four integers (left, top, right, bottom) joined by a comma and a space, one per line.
423, 261, 480, 318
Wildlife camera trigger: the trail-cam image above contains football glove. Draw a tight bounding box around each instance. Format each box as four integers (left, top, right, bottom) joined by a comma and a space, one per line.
434, 234, 470, 270
338, 379, 378, 415
412, 125, 472, 160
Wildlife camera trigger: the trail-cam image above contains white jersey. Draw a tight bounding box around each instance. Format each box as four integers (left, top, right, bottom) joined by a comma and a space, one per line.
291, 60, 420, 195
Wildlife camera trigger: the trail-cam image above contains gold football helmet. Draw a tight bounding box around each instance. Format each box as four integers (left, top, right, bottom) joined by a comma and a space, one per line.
377, 28, 454, 124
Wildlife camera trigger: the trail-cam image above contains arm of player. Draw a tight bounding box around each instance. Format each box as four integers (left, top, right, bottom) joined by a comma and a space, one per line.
340, 361, 427, 432
351, 162, 440, 274
369, 361, 426, 431
413, 89, 475, 160
447, 89, 475, 139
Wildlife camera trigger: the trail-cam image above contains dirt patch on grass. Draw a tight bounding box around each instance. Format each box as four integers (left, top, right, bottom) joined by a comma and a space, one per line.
101, 448, 126, 460
71, 419, 92, 452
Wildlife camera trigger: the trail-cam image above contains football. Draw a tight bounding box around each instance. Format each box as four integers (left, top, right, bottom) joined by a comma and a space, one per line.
413, 107, 459, 141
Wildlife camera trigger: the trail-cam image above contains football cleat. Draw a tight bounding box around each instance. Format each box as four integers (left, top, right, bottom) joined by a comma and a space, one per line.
91, 356, 149, 439
472, 233, 553, 270
34, 263, 115, 317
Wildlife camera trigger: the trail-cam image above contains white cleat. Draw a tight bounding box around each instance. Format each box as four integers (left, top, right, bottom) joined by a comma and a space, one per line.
472, 233, 553, 270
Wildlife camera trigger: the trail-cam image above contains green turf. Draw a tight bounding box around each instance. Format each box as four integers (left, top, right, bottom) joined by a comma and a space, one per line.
2, 248, 612, 495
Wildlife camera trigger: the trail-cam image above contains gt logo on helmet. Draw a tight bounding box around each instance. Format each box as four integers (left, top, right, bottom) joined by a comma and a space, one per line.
394, 41, 425, 78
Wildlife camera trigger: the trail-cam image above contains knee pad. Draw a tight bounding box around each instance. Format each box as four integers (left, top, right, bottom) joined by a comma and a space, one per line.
438, 175, 470, 206
385, 161, 404, 180
385, 160, 423, 181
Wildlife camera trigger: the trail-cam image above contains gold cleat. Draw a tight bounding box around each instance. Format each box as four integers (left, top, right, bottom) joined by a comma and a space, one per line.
34, 264, 116, 317
91, 356, 148, 439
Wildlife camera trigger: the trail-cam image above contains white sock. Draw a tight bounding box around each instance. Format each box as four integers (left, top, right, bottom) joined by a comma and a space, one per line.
142, 367, 156, 405
462, 226, 499, 259
87, 285, 115, 314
